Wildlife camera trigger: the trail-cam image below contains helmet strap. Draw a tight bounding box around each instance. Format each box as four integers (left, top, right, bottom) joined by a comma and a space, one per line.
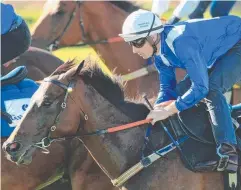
145, 14, 160, 57
146, 34, 160, 57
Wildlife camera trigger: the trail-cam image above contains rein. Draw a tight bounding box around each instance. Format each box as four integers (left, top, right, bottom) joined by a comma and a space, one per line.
34, 78, 153, 153
47, 1, 166, 52
47, 1, 124, 51
31, 77, 188, 187
46, 1, 159, 82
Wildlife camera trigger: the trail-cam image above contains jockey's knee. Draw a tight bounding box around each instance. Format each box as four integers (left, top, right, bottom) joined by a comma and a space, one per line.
210, 1, 235, 17
189, 9, 204, 19
210, 6, 222, 17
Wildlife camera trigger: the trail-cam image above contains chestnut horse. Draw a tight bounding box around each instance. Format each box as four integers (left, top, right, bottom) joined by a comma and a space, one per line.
31, 0, 241, 103
31, 0, 187, 99
3, 59, 240, 190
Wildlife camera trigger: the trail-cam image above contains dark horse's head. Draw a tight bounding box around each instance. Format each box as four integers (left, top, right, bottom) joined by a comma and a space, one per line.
2, 58, 149, 165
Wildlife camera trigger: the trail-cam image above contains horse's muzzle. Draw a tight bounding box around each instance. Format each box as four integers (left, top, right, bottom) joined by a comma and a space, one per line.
2, 141, 22, 161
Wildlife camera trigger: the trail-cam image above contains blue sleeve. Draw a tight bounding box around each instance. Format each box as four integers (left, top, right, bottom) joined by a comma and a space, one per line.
155, 56, 178, 105
175, 37, 209, 111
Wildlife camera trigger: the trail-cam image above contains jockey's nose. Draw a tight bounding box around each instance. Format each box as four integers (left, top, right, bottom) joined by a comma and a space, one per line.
3, 141, 22, 155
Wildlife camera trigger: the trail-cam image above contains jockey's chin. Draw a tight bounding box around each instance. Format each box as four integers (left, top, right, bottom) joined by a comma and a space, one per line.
137, 53, 150, 59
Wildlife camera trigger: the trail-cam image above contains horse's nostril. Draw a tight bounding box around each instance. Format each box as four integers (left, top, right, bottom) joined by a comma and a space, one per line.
10, 155, 18, 162
7, 142, 21, 153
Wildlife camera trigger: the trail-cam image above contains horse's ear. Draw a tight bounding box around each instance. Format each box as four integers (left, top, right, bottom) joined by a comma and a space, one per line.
75, 60, 84, 75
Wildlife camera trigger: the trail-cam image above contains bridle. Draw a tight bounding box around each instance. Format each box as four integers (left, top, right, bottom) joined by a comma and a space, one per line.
34, 77, 88, 153
47, 1, 123, 52
33, 77, 188, 188
48, 1, 86, 51
15, 75, 189, 187
46, 1, 156, 82
32, 75, 154, 154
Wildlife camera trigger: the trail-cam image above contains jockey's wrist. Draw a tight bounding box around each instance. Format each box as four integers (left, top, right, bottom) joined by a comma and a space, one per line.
164, 101, 179, 115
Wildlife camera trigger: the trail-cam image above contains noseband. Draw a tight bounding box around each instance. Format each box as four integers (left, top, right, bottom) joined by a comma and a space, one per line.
48, 1, 86, 51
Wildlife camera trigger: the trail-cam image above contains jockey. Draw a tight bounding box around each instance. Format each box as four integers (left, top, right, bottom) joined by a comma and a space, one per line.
119, 9, 241, 173
189, 1, 236, 20
152, 0, 200, 24
152, 0, 236, 24
1, 3, 31, 65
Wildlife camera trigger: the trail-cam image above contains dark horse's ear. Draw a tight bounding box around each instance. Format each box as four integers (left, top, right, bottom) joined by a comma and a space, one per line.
75, 60, 84, 76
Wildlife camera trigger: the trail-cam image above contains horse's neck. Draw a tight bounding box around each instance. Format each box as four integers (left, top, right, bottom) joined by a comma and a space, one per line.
83, 2, 140, 74
82, 85, 167, 179
83, 2, 160, 98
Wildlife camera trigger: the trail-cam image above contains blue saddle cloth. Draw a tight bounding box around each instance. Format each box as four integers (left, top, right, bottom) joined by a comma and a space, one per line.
1, 66, 39, 137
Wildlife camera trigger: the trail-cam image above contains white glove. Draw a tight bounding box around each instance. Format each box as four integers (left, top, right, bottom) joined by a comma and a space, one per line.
146, 107, 173, 125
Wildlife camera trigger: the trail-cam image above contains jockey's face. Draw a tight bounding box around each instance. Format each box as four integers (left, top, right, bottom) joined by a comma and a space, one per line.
130, 34, 160, 59
131, 40, 153, 59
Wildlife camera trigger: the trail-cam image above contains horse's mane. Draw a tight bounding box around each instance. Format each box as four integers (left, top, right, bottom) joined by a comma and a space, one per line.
51, 60, 76, 76
79, 58, 126, 104
51, 58, 125, 102
110, 1, 140, 13
51, 58, 149, 120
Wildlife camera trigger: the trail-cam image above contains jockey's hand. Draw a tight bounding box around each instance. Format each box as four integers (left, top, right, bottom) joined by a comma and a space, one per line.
154, 100, 175, 109
146, 107, 173, 125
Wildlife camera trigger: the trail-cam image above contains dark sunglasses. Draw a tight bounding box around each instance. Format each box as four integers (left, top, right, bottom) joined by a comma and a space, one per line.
128, 38, 146, 48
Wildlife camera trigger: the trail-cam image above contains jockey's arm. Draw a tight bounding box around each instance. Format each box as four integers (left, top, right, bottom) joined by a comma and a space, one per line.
168, 0, 200, 24
155, 58, 177, 106
174, 37, 209, 112
173, 0, 200, 19
151, 0, 170, 18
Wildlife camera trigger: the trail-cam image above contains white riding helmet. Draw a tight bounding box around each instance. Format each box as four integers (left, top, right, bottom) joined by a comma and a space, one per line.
119, 9, 164, 42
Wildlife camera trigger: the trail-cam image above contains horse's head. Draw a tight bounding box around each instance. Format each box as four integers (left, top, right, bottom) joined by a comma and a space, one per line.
2, 60, 90, 165
3, 58, 150, 175
31, 0, 140, 51
31, 0, 85, 50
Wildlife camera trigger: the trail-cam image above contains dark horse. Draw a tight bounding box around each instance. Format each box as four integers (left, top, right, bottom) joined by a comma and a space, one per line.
2, 3, 119, 188
1, 46, 70, 190
1, 47, 113, 189
3, 59, 241, 189
1, 57, 117, 190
